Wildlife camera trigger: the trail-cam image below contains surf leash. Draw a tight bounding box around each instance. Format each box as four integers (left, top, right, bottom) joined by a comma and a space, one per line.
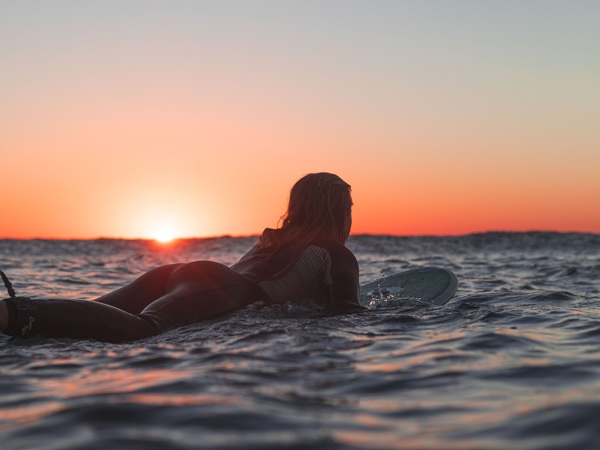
0, 270, 16, 298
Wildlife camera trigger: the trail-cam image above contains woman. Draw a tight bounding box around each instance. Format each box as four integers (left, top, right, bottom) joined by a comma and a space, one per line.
0, 173, 365, 343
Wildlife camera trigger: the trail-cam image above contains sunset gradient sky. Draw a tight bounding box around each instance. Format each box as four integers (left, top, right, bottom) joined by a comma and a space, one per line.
1, 1, 599, 239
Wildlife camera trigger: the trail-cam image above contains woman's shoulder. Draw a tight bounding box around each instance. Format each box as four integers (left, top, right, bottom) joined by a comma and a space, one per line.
307, 236, 357, 264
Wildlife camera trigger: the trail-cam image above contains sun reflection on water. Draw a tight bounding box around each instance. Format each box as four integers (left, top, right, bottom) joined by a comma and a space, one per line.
38, 367, 193, 397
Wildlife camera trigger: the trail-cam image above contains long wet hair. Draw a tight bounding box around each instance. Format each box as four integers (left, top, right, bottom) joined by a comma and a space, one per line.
256, 173, 352, 258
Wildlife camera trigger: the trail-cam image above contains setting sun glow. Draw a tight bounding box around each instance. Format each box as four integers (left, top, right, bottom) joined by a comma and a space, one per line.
155, 230, 175, 243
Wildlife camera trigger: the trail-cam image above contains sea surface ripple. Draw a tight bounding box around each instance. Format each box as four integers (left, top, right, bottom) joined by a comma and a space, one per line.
1, 232, 599, 449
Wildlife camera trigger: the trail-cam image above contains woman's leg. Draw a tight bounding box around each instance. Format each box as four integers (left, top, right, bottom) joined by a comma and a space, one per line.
95, 263, 184, 313
1, 296, 159, 342
0, 261, 261, 342
0, 263, 185, 342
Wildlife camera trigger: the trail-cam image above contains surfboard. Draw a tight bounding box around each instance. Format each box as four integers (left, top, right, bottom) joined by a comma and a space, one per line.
359, 267, 458, 307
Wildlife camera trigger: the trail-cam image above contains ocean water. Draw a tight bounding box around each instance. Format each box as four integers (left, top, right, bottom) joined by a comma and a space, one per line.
1, 232, 599, 450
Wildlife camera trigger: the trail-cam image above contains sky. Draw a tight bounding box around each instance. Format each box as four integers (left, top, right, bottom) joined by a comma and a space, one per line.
1, 0, 599, 239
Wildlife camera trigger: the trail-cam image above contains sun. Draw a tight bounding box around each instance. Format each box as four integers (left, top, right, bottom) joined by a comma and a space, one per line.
154, 229, 175, 243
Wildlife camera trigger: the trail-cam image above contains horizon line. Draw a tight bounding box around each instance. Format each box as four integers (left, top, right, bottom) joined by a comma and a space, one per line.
1, 229, 598, 242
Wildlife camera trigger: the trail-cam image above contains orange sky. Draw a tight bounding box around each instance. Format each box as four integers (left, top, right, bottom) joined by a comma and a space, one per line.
1, 2, 599, 239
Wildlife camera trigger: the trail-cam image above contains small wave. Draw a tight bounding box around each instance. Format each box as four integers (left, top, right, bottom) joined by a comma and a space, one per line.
528, 291, 577, 302
459, 330, 545, 351
55, 277, 92, 285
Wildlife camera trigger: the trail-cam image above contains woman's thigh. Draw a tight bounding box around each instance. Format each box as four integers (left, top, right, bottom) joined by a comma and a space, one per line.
95, 263, 184, 313
141, 261, 255, 331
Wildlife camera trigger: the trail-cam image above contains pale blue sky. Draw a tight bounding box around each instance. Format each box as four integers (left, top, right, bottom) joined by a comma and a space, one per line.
1, 1, 599, 237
